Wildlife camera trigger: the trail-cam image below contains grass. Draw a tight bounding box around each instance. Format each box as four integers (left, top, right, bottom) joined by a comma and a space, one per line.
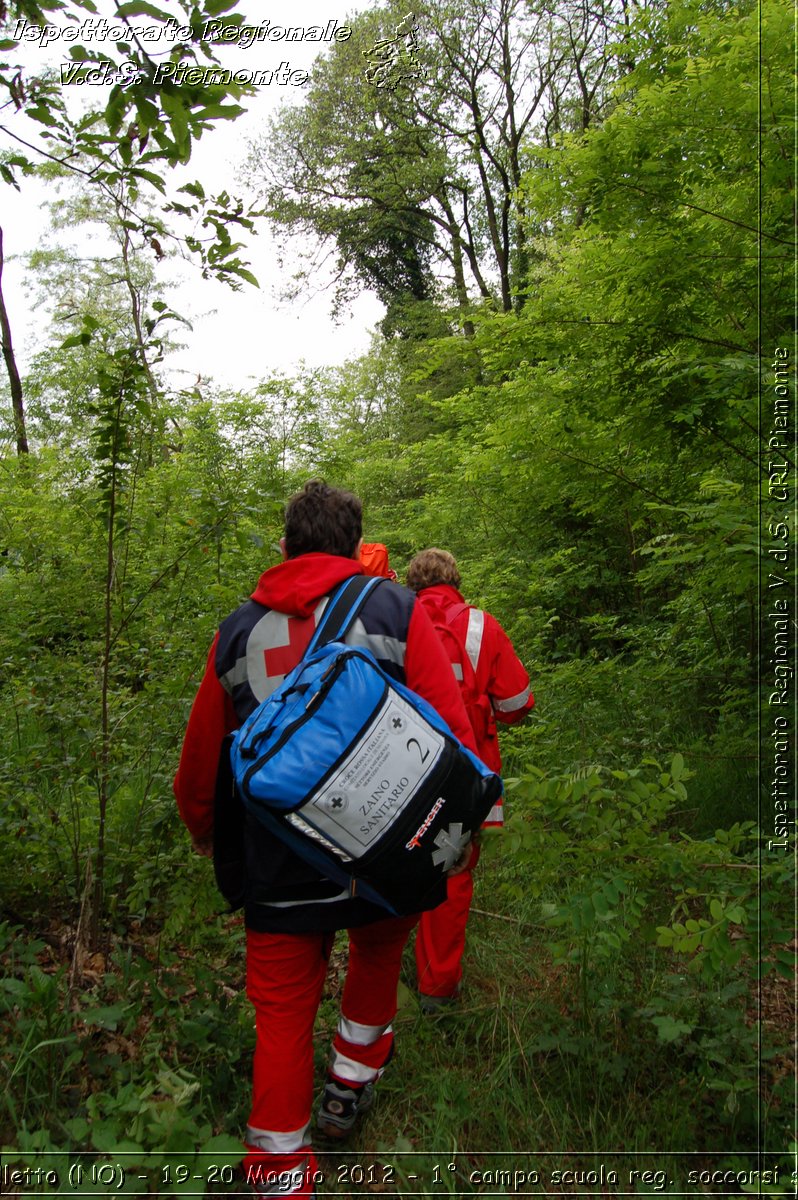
0, 784, 793, 1198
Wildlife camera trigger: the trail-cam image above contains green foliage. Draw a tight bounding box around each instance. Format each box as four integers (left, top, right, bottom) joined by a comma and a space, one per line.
0, 357, 291, 918
2, 1, 262, 289
3, 0, 251, 177
306, 0, 783, 770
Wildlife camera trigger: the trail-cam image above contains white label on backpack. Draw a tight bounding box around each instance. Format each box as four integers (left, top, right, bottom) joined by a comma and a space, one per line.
305, 692, 445, 857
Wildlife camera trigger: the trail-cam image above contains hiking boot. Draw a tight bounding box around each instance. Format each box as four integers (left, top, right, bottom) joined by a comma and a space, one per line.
317, 1078, 375, 1139
418, 992, 458, 1015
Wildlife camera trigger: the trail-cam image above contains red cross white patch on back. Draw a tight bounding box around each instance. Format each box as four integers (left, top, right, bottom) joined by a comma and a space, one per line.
263, 614, 316, 678
246, 606, 324, 704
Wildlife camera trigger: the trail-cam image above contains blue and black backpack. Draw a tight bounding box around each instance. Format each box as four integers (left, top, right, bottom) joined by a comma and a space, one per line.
225, 575, 502, 916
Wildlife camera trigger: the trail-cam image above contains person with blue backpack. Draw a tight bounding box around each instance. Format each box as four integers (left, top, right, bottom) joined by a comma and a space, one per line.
174, 482, 482, 1200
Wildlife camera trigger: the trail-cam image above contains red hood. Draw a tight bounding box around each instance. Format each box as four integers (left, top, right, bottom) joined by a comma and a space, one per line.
415, 584, 466, 623
251, 553, 365, 617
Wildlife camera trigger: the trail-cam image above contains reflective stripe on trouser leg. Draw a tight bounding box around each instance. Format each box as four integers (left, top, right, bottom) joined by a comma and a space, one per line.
245, 1124, 311, 1155
329, 913, 419, 1085
244, 1142, 318, 1198
330, 1016, 394, 1085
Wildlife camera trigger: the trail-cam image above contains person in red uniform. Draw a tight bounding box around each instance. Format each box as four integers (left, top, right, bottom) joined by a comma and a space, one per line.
405, 548, 534, 1010
359, 541, 397, 580
174, 485, 476, 1200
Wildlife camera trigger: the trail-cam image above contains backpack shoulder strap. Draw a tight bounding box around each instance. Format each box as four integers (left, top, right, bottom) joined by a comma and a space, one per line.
307, 574, 384, 655
444, 601, 471, 626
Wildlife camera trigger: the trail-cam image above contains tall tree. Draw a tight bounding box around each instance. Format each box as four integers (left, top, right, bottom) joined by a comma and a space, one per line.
249, 0, 636, 329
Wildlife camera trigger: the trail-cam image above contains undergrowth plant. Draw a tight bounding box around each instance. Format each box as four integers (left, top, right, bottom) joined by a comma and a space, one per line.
0, 914, 248, 1187
502, 758, 793, 1147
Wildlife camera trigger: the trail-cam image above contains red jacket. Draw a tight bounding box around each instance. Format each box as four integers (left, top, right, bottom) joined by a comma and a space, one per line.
415, 585, 533, 809
174, 554, 476, 931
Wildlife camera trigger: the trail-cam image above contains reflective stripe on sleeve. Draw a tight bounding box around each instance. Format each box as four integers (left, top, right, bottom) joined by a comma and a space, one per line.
494, 686, 531, 713
219, 656, 249, 694
345, 621, 406, 667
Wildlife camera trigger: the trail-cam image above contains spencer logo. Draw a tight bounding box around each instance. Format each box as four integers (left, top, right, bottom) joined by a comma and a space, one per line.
406, 796, 445, 850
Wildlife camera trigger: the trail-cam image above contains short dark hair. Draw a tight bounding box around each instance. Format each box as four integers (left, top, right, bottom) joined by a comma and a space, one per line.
406, 548, 461, 591
283, 480, 363, 559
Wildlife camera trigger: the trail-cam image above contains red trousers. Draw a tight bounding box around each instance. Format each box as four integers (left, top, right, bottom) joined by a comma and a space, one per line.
243, 914, 417, 1197
415, 842, 481, 998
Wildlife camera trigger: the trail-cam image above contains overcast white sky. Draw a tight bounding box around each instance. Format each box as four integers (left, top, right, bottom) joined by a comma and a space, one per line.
1, 1, 384, 393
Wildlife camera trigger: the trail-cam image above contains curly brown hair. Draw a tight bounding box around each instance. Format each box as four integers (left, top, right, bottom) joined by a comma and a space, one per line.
283, 480, 362, 559
405, 548, 461, 592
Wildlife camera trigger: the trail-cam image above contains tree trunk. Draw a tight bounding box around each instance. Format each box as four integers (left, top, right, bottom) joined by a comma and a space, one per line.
0, 226, 29, 455
91, 386, 123, 948
439, 192, 475, 337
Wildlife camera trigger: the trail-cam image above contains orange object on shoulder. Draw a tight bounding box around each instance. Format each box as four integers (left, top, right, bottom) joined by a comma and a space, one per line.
360, 542, 397, 580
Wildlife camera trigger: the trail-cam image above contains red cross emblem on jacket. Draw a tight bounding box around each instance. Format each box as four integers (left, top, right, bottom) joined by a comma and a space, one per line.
262, 614, 316, 680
